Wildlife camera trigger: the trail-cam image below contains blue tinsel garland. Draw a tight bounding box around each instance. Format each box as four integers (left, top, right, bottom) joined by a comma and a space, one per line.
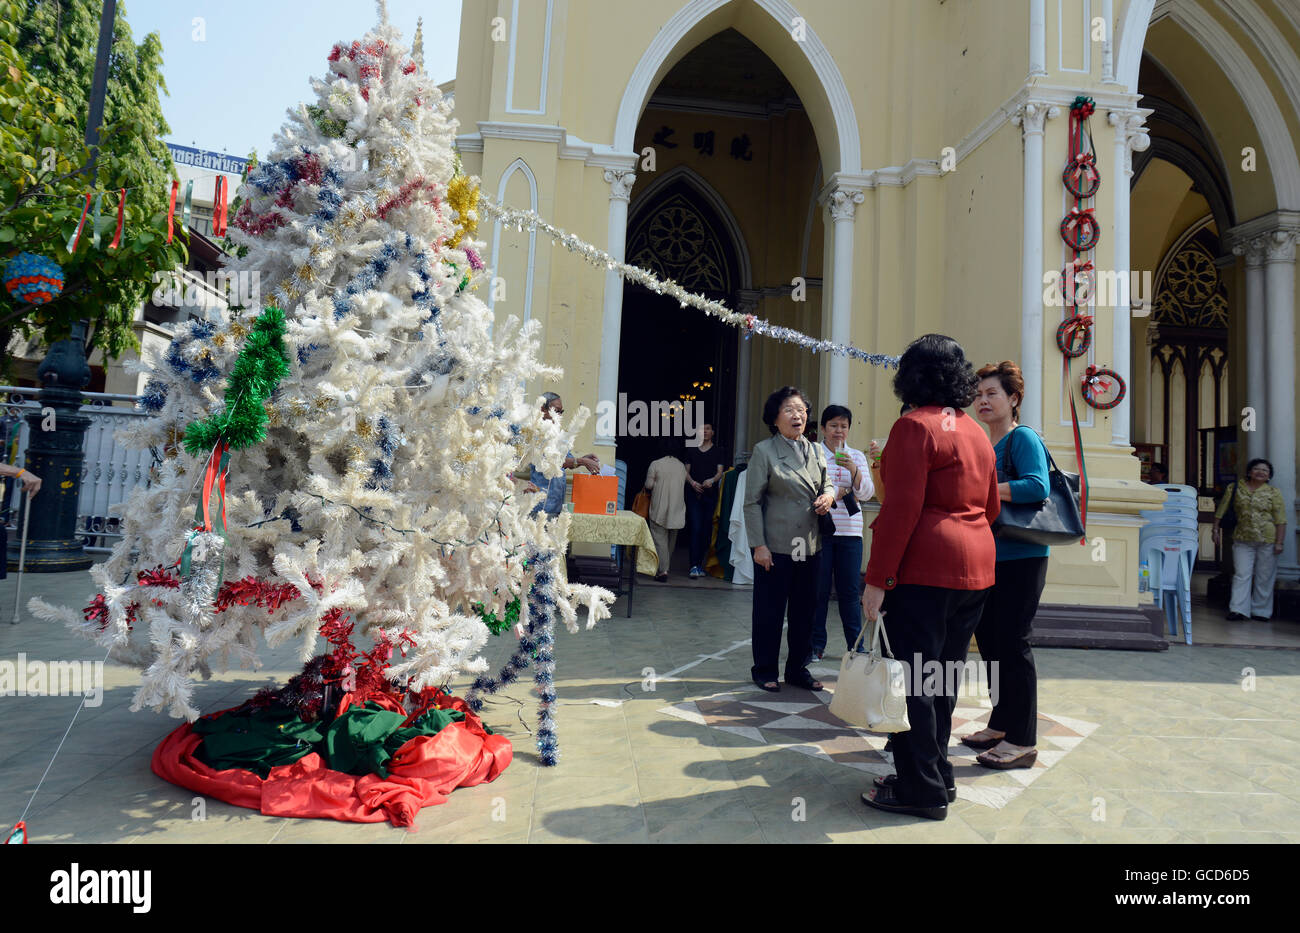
466, 550, 562, 765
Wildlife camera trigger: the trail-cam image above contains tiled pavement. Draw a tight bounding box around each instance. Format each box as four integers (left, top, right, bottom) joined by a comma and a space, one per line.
2, 569, 1299, 843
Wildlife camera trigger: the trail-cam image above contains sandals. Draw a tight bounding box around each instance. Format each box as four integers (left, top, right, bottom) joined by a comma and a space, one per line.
860, 783, 947, 821
753, 678, 781, 693
960, 728, 1005, 750
873, 773, 956, 803
976, 745, 1038, 770
786, 674, 824, 692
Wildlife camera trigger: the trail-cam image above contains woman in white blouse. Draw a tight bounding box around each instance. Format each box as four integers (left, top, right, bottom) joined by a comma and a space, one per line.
809, 404, 875, 661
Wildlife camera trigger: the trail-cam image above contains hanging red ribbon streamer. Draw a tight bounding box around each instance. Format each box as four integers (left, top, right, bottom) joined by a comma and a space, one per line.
212, 176, 229, 237
68, 193, 92, 253
108, 187, 126, 249
1069, 393, 1089, 543
201, 441, 231, 533
166, 180, 179, 244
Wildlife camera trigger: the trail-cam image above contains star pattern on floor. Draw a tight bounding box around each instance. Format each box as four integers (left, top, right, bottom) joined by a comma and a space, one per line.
659, 677, 1099, 808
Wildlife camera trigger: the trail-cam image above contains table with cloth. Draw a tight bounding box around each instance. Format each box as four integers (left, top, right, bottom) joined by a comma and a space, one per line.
566, 509, 657, 616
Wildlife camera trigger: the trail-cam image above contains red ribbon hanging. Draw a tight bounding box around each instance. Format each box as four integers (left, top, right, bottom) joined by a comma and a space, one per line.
69, 192, 92, 253
201, 441, 231, 533
212, 176, 229, 237
166, 180, 179, 244
108, 187, 126, 249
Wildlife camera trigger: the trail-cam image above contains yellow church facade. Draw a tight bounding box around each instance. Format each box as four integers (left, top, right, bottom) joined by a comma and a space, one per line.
450, 0, 1300, 642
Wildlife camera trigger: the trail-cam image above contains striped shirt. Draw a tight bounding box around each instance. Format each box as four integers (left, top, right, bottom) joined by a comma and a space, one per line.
820, 443, 875, 536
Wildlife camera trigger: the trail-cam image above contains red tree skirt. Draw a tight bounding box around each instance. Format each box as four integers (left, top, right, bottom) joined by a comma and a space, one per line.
151, 696, 513, 828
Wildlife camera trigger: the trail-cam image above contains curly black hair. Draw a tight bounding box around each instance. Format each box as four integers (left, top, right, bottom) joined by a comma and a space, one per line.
762, 386, 811, 434
1245, 458, 1274, 480
893, 334, 979, 410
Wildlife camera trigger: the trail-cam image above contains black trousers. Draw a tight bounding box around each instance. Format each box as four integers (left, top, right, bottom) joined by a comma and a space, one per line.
883, 583, 989, 808
973, 556, 1048, 747
751, 551, 821, 683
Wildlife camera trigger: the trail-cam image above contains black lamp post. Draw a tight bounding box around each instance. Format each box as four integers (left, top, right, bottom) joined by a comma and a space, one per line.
11, 323, 94, 571
8, 0, 117, 573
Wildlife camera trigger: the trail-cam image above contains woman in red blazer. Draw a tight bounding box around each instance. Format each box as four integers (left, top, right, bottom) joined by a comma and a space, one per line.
860, 334, 1000, 821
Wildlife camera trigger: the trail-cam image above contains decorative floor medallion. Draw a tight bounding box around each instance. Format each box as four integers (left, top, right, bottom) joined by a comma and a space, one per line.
660, 674, 1099, 809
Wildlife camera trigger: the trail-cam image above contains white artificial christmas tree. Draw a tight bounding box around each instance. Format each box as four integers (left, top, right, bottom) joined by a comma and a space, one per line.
32, 9, 612, 725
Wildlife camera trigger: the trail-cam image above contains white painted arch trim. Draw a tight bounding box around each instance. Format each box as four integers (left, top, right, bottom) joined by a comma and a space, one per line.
628, 163, 754, 289
1116, 0, 1300, 209
490, 158, 538, 323
1215, 0, 1300, 134
613, 0, 862, 174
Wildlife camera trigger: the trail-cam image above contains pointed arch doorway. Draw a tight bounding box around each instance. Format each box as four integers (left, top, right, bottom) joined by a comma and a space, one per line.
617, 173, 743, 499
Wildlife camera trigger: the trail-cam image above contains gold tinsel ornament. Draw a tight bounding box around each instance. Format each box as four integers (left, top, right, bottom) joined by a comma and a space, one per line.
446, 173, 480, 248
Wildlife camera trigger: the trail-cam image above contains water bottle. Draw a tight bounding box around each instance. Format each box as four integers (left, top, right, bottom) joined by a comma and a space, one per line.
1139, 558, 1150, 593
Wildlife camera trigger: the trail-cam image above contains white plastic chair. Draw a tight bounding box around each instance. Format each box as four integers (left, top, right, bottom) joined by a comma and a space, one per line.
1139, 522, 1199, 645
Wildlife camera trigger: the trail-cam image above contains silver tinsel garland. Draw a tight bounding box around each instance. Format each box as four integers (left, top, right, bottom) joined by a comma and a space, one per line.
478, 195, 900, 369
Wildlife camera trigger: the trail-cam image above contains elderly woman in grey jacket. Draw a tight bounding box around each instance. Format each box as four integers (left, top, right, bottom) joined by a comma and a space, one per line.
744, 386, 835, 693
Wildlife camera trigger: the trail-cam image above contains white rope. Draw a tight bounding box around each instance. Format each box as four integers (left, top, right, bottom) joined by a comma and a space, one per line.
14, 644, 114, 828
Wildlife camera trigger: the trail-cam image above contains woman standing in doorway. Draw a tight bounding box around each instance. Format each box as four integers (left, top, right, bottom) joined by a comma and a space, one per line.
685, 422, 725, 578
1214, 458, 1287, 621
963, 361, 1050, 771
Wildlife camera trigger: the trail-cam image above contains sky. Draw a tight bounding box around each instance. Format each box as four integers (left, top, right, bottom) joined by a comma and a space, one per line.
122, 0, 462, 160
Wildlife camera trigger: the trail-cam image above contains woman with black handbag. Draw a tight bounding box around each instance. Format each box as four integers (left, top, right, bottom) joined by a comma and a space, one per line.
963, 361, 1051, 770
1214, 458, 1286, 621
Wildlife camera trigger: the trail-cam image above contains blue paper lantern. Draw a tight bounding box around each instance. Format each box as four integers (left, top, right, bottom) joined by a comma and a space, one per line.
3, 252, 64, 305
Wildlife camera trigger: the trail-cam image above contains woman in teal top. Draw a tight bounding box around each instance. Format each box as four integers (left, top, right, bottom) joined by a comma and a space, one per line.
963, 361, 1050, 771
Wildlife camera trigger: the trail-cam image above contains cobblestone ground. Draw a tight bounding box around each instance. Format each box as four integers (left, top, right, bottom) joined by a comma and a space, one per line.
2, 570, 1297, 843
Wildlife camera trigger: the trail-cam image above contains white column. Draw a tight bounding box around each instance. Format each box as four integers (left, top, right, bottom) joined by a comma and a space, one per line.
735, 289, 761, 456
1263, 231, 1298, 578
1029, 0, 1047, 77
595, 168, 636, 447
1233, 237, 1268, 463
1012, 101, 1058, 432
1107, 107, 1150, 446
826, 185, 864, 406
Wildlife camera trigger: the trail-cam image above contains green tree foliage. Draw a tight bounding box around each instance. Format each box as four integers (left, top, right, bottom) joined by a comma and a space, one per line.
1, 0, 186, 365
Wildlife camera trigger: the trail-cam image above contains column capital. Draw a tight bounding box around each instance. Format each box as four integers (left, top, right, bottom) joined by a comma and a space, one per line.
1265, 229, 1298, 264
1232, 235, 1269, 267
735, 288, 762, 313
826, 186, 865, 222
1010, 100, 1060, 137
602, 169, 636, 202
1107, 107, 1152, 177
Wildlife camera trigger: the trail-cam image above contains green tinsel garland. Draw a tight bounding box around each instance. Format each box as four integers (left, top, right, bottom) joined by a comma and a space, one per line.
473, 596, 521, 636
183, 305, 291, 455
307, 105, 348, 139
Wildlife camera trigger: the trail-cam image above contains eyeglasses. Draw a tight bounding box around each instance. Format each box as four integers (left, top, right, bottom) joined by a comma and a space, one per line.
780, 405, 807, 416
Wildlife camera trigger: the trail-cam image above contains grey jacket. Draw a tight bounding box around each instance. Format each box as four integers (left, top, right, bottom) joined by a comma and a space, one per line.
744, 434, 835, 556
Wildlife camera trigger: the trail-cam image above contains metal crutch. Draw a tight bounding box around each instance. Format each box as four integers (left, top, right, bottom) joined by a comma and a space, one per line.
11, 492, 32, 625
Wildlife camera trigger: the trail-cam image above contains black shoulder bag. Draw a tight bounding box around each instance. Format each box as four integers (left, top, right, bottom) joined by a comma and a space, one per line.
991, 427, 1086, 546
1219, 483, 1238, 533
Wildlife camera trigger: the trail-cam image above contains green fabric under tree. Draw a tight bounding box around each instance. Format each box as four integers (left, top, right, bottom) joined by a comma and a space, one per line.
192, 700, 473, 779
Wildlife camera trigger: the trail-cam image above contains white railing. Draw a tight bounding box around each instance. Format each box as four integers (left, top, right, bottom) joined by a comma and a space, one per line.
2, 387, 153, 553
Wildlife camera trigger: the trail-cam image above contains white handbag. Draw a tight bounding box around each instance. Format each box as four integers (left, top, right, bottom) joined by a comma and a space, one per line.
828, 612, 911, 733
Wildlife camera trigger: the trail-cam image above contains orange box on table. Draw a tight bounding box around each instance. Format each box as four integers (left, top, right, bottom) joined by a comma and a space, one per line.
572, 475, 618, 515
